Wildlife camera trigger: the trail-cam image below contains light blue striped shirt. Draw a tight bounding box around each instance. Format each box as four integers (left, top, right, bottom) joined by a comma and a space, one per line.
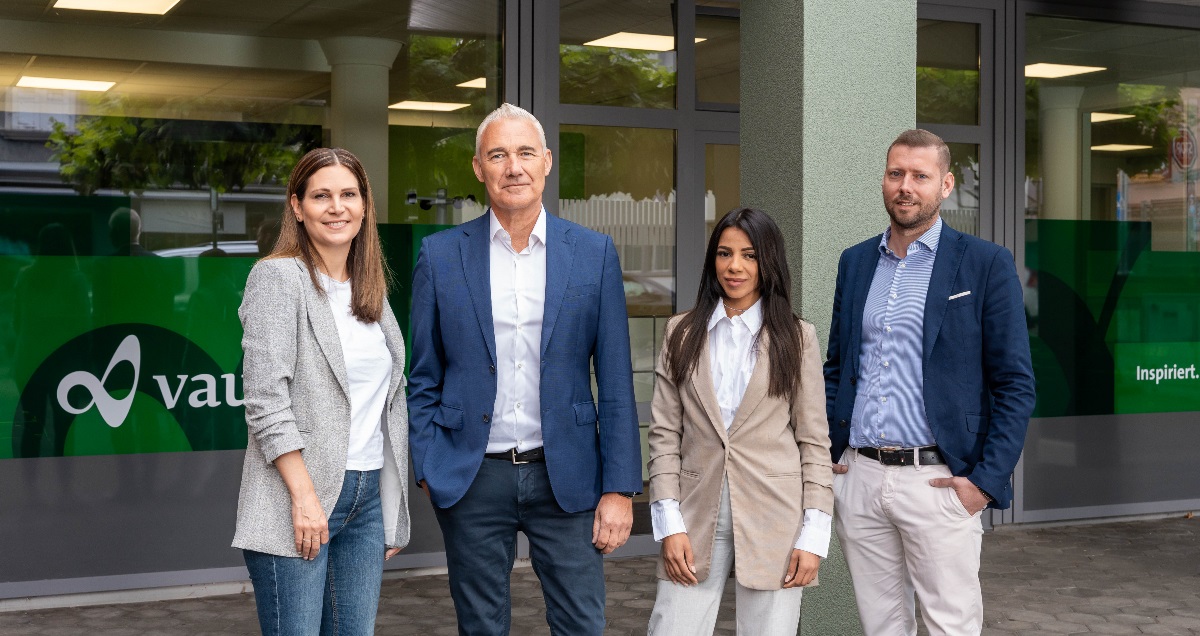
850, 218, 943, 449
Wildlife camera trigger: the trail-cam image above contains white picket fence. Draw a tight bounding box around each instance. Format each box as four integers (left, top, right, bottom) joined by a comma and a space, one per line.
559, 197, 675, 274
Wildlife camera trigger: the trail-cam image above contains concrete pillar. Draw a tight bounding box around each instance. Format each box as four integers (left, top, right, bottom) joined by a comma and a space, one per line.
320, 37, 403, 222
1039, 86, 1085, 220
741, 1, 917, 634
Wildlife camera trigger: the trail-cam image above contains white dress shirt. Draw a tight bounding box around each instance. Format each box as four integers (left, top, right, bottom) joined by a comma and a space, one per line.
651, 300, 833, 557
321, 273, 391, 471
485, 208, 548, 454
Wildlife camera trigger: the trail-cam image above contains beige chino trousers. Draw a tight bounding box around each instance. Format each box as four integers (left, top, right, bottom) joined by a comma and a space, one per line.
834, 447, 984, 636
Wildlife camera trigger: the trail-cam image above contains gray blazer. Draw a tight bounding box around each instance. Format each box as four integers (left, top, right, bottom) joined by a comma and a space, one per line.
232, 257, 410, 556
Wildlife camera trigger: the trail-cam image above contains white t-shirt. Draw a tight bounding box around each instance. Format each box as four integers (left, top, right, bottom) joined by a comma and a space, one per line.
321, 273, 391, 471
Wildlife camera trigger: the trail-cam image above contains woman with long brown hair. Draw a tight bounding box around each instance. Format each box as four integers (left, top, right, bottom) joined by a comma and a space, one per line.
646, 207, 834, 635
232, 148, 410, 635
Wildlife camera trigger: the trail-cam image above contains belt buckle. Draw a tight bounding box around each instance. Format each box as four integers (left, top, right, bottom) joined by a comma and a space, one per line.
510, 448, 530, 465
878, 446, 903, 466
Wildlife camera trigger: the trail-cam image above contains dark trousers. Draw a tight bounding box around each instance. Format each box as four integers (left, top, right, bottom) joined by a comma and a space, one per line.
433, 458, 605, 636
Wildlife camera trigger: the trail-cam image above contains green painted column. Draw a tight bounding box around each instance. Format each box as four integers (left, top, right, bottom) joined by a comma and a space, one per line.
741, 1, 917, 634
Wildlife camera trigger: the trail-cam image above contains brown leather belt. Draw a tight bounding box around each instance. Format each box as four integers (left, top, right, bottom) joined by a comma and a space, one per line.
856, 446, 944, 466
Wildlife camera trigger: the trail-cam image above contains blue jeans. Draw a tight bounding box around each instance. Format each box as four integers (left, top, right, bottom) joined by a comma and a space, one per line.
433, 458, 605, 636
244, 470, 384, 636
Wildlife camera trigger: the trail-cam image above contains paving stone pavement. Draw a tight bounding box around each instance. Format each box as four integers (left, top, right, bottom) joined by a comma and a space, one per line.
1, 516, 1197, 635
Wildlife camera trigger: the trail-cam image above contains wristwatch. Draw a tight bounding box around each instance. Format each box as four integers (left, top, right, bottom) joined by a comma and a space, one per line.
616, 492, 636, 499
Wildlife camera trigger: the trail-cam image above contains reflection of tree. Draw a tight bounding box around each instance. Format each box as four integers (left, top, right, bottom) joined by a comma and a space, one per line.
560, 46, 675, 108
1026, 81, 1194, 181
46, 97, 313, 197
1026, 78, 1041, 180
406, 36, 495, 116
916, 67, 979, 126
1120, 84, 1190, 177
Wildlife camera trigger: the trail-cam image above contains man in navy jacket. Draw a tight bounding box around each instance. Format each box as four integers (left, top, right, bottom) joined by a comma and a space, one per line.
824, 129, 1035, 635
407, 103, 642, 636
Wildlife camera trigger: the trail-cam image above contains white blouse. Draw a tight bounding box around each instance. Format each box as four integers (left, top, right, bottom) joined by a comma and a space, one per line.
650, 300, 832, 557
322, 273, 392, 471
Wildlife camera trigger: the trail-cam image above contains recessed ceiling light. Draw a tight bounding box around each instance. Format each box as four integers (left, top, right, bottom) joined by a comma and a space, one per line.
1091, 144, 1153, 152
54, 0, 182, 15
1025, 63, 1106, 79
388, 101, 470, 112
1090, 112, 1135, 123
457, 78, 487, 89
16, 76, 115, 91
583, 32, 707, 52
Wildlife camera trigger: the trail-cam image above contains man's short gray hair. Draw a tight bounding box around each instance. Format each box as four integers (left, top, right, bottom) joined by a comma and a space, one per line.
475, 103, 547, 157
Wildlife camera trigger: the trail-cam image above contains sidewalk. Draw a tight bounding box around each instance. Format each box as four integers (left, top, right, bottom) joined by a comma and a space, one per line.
1, 515, 1197, 635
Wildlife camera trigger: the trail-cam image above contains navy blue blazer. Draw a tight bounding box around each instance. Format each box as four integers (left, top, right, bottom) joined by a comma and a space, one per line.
407, 212, 643, 512
824, 223, 1035, 509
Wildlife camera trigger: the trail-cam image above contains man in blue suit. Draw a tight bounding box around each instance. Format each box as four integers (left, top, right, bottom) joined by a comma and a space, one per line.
824, 130, 1035, 635
407, 103, 643, 635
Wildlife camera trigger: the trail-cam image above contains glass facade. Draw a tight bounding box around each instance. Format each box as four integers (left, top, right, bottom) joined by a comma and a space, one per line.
1022, 14, 1200, 516
696, 12, 740, 107
917, 19, 980, 126
15, 0, 1200, 600
0, 0, 503, 592
917, 18, 984, 238
559, 1, 678, 108
704, 142, 740, 244
0, 0, 742, 595
1025, 14, 1200, 417
943, 141, 982, 236
558, 124, 676, 485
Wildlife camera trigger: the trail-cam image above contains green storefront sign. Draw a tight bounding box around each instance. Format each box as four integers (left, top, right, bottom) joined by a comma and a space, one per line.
1027, 219, 1200, 418
5, 253, 253, 459
1, 194, 444, 459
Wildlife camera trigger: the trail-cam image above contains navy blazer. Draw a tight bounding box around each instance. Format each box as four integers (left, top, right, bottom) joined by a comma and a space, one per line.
824, 223, 1035, 509
407, 212, 643, 512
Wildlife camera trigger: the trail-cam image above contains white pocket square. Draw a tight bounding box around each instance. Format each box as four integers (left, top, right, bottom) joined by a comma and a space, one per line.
949, 291, 972, 300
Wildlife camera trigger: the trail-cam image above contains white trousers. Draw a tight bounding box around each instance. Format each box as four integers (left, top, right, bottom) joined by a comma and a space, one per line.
648, 482, 804, 636
834, 448, 984, 636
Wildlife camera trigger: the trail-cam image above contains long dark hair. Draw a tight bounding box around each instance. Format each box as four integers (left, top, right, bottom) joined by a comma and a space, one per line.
665, 208, 803, 398
269, 147, 391, 323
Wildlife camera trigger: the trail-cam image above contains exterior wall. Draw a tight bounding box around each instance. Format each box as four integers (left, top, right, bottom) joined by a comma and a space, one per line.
742, 1, 917, 633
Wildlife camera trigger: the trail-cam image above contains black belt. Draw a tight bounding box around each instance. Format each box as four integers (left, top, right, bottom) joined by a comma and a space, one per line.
484, 447, 545, 464
856, 446, 944, 466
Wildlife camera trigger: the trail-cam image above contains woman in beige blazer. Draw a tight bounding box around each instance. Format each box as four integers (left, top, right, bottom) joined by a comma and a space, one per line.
233, 148, 410, 636
646, 208, 834, 635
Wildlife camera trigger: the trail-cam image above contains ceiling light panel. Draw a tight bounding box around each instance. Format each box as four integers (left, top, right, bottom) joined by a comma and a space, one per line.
457, 77, 487, 89
1091, 144, 1153, 152
1091, 112, 1136, 123
16, 76, 115, 91
584, 32, 707, 52
1025, 63, 1106, 79
53, 0, 182, 15
388, 100, 470, 112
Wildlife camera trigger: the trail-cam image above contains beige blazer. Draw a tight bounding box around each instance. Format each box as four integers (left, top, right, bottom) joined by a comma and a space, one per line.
647, 314, 833, 590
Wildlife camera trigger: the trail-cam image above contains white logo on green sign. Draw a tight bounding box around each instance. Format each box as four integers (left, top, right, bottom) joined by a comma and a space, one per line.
53, 333, 244, 430
56, 335, 141, 428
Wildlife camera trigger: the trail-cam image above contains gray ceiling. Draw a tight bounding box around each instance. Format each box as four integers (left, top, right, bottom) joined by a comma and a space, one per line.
0, 0, 414, 39
1027, 15, 1200, 87
0, 0, 508, 111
